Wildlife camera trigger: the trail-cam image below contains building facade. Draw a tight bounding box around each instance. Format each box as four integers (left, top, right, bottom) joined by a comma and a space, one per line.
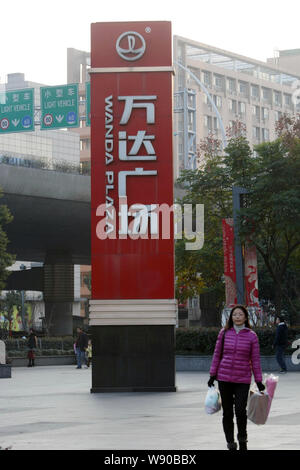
173, 36, 300, 178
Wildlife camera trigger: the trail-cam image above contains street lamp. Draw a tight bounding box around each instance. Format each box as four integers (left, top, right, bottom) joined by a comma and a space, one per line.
174, 61, 228, 151
20, 264, 27, 332
232, 186, 248, 304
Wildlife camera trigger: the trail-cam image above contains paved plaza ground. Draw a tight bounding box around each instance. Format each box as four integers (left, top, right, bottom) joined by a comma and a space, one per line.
0, 366, 299, 451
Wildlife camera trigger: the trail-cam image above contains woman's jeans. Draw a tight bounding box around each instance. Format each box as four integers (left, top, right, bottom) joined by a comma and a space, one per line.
218, 381, 250, 443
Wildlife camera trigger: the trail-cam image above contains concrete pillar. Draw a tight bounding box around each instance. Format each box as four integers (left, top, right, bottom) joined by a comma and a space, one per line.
44, 302, 73, 336
43, 251, 75, 337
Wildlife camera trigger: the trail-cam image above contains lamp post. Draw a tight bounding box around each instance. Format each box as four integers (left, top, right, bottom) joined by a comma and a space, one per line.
20, 264, 27, 331
174, 61, 228, 151
232, 186, 248, 304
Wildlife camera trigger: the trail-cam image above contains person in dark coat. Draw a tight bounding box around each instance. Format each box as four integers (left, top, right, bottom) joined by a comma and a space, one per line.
75, 327, 89, 369
274, 316, 288, 373
27, 329, 38, 367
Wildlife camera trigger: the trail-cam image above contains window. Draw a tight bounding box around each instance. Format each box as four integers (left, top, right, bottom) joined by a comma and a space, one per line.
252, 126, 260, 141
214, 95, 222, 108
284, 93, 292, 107
228, 99, 237, 113
227, 78, 236, 93
274, 91, 281, 106
238, 102, 246, 114
262, 128, 269, 141
204, 115, 212, 129
214, 74, 224, 90
202, 71, 212, 88
261, 107, 269, 120
239, 81, 248, 96
275, 110, 282, 122
214, 117, 219, 130
261, 87, 271, 102
252, 105, 260, 119
204, 93, 211, 105
251, 85, 259, 99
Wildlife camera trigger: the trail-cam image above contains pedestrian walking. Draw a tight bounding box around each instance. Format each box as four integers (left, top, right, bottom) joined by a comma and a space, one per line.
208, 305, 265, 451
274, 316, 288, 373
27, 329, 38, 367
86, 340, 92, 368
75, 327, 88, 369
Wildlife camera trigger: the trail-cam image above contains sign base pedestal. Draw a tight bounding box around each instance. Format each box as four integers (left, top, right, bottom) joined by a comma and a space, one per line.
89, 300, 177, 393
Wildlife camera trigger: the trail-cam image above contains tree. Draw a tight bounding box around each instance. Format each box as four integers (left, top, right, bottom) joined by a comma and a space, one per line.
177, 117, 300, 325
237, 117, 300, 322
0, 187, 15, 291
176, 131, 234, 325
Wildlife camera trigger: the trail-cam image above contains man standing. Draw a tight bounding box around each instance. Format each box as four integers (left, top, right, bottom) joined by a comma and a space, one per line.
75, 327, 88, 369
274, 316, 288, 373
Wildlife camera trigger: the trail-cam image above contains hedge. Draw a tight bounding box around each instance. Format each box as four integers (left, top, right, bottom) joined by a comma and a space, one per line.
176, 327, 300, 355
4, 328, 300, 357
4, 336, 74, 352
7, 349, 74, 358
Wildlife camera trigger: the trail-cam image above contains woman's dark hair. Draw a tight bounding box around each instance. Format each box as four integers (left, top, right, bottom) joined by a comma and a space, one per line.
224, 304, 251, 330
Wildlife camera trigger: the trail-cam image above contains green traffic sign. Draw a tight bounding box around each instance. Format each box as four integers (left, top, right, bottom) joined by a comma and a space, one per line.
0, 88, 35, 134
86, 82, 90, 127
40, 84, 79, 130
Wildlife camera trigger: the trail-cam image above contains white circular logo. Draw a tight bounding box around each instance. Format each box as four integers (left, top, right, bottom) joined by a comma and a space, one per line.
116, 31, 146, 61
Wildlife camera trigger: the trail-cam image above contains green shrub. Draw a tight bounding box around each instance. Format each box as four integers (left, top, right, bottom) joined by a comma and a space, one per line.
5, 329, 300, 357
4, 336, 74, 351
175, 326, 300, 355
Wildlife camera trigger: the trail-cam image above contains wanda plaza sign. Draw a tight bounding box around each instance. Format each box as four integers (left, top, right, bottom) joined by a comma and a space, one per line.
90, 22, 175, 301
89, 22, 201, 391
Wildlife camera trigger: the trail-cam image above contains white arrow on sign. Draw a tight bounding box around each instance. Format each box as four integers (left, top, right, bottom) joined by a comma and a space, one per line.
56, 114, 64, 123
12, 119, 20, 127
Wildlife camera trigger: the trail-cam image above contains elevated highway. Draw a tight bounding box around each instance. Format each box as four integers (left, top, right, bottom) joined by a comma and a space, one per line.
0, 163, 91, 265
0, 162, 91, 335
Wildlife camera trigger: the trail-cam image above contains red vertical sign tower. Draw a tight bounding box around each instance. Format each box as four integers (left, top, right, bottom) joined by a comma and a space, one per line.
90, 22, 176, 392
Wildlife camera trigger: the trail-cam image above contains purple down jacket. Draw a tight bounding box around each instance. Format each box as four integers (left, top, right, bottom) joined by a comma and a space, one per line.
209, 327, 263, 384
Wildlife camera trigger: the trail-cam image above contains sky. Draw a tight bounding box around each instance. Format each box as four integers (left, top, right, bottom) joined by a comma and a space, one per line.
1, 0, 300, 86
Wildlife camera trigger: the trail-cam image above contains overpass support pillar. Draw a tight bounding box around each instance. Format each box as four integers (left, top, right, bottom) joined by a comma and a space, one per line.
43, 251, 75, 336
44, 303, 73, 337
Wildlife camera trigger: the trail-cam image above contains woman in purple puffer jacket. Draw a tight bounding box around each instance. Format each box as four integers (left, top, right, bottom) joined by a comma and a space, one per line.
208, 305, 265, 451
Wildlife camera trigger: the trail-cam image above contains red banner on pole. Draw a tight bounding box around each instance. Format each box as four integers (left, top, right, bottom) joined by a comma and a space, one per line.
222, 218, 237, 307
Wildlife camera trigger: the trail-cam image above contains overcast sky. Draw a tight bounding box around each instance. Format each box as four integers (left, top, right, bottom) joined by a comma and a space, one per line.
1, 0, 300, 86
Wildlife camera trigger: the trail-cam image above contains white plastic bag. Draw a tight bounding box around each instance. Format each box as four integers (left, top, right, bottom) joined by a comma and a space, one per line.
205, 386, 221, 415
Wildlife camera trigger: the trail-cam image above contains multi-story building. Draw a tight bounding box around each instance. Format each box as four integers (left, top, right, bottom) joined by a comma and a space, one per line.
173, 36, 300, 177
